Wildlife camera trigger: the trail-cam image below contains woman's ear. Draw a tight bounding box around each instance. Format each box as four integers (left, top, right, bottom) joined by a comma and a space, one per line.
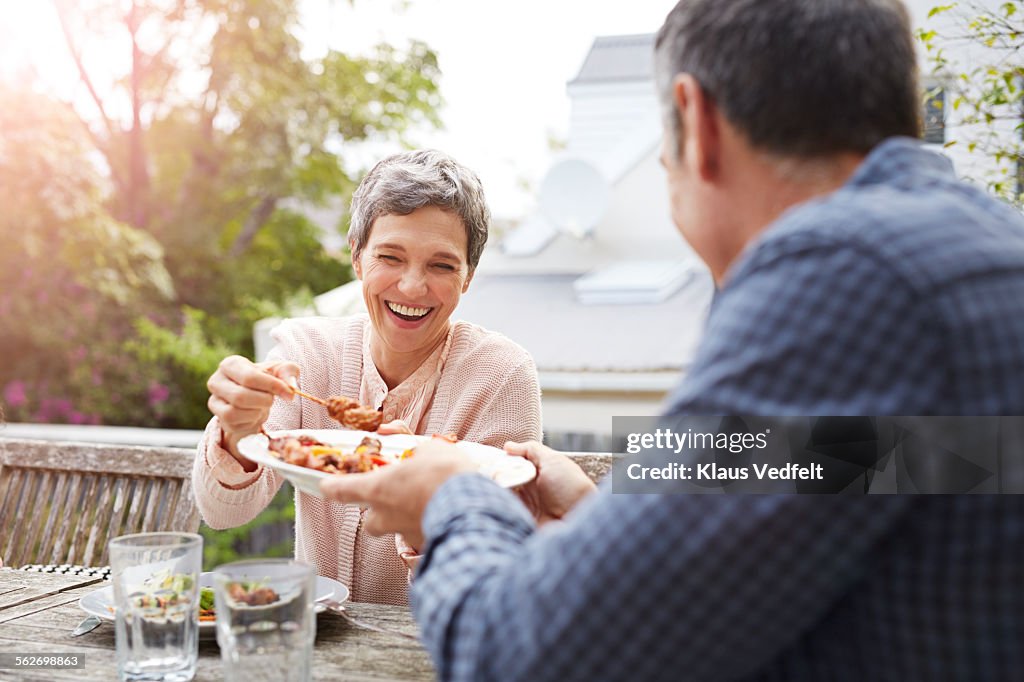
351, 245, 363, 280
462, 268, 475, 293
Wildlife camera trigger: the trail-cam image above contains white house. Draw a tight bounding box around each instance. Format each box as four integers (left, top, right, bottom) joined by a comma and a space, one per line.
453, 33, 714, 451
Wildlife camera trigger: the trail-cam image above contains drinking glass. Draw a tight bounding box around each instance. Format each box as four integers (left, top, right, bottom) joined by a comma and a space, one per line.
108, 532, 203, 682
213, 559, 316, 682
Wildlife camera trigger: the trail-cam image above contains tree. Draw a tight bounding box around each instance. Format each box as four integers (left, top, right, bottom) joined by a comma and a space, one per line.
918, 1, 1024, 206
2, 0, 443, 427
0, 84, 180, 425
50, 0, 441, 313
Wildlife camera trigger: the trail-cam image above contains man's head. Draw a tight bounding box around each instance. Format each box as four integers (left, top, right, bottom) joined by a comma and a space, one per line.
654, 0, 920, 278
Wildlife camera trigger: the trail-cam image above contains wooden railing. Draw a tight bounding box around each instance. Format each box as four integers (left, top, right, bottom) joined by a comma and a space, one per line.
0, 434, 614, 570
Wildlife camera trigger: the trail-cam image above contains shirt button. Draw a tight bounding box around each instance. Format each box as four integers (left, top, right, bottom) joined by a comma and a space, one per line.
384, 412, 395, 421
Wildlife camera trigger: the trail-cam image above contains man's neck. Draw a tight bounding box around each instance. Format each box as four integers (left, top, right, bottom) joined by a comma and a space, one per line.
719, 151, 866, 283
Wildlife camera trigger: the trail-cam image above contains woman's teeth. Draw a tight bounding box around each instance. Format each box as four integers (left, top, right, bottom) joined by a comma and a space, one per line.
387, 302, 431, 319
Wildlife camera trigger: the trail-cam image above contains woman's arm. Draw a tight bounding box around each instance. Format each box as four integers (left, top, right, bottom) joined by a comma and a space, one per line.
192, 344, 304, 529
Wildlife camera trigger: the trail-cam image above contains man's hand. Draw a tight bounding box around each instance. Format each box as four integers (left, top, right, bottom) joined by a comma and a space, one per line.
505, 441, 597, 525
319, 439, 476, 548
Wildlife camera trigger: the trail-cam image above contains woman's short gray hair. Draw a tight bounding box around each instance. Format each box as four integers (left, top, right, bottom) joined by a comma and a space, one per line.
348, 150, 491, 270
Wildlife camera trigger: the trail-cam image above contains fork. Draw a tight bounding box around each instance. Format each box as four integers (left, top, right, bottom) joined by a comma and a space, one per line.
319, 599, 419, 641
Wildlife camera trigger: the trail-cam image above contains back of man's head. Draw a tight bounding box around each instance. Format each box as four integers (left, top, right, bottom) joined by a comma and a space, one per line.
655, 0, 920, 159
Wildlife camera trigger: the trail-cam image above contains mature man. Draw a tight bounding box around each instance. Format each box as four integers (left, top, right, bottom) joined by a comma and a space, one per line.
322, 0, 1024, 679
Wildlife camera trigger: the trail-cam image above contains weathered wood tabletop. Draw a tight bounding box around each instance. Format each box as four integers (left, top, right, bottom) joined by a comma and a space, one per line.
0, 569, 434, 681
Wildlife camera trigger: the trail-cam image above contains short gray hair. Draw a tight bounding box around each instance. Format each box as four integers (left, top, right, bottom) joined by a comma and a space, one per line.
348, 150, 490, 270
655, 0, 920, 159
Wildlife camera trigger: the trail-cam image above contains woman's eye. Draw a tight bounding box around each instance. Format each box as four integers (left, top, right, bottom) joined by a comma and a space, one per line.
378, 254, 400, 263
433, 263, 456, 271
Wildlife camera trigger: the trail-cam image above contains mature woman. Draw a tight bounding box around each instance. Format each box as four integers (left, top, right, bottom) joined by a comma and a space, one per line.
194, 150, 542, 605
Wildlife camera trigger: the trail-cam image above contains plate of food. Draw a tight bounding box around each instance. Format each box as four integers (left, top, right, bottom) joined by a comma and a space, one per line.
237, 429, 537, 498
78, 572, 347, 638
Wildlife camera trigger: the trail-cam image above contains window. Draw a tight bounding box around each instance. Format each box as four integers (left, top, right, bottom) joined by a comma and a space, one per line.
923, 86, 945, 145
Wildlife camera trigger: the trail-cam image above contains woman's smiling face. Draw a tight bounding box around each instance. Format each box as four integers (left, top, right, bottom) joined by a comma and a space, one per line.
353, 205, 473, 360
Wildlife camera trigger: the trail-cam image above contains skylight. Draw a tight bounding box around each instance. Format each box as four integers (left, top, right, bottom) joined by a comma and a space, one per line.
573, 260, 695, 305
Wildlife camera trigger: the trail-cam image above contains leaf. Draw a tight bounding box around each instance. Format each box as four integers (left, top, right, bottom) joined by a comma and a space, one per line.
929, 4, 957, 18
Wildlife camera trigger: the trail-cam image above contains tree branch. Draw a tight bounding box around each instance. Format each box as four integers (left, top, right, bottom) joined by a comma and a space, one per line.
125, 0, 151, 229
229, 196, 278, 256
51, 0, 118, 144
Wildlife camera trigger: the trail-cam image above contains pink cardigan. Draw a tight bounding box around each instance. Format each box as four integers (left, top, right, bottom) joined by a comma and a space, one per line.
193, 315, 542, 605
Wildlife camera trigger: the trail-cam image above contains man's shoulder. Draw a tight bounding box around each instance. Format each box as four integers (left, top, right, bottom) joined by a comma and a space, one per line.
744, 175, 1024, 294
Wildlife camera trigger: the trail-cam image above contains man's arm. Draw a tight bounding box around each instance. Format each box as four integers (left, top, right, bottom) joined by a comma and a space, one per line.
414, 476, 912, 682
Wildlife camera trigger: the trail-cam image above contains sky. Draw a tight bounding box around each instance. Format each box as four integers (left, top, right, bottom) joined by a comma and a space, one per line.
0, 0, 974, 219
291, 0, 679, 218
0, 0, 676, 219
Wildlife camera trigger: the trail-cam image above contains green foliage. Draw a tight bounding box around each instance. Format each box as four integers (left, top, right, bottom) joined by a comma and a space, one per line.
0, 84, 178, 425
200, 484, 297, 570
1, 0, 440, 428
918, 1, 1024, 205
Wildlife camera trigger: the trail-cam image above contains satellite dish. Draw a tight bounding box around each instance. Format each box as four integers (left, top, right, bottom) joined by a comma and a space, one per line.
537, 158, 609, 239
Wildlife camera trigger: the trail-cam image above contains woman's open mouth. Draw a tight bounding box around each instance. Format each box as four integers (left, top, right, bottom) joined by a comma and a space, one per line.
386, 301, 434, 323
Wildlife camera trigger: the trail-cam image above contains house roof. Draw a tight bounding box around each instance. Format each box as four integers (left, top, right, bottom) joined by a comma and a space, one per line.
453, 270, 714, 374
569, 34, 656, 86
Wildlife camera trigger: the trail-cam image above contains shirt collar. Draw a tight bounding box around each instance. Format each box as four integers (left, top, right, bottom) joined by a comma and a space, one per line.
845, 136, 955, 190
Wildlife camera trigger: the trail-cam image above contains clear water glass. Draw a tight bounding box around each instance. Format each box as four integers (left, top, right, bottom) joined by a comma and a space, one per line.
109, 532, 203, 682
213, 559, 316, 682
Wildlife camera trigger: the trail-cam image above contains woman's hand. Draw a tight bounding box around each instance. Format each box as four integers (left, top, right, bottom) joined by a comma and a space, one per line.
505, 441, 597, 525
207, 356, 299, 467
395, 534, 422, 576
377, 418, 414, 436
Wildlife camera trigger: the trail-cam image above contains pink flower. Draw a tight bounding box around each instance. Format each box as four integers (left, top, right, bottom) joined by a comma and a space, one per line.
70, 346, 87, 363
148, 382, 170, 407
68, 411, 87, 425
3, 381, 27, 408
38, 398, 72, 420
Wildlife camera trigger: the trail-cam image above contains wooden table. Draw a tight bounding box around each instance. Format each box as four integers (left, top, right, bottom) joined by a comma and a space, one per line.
0, 569, 434, 681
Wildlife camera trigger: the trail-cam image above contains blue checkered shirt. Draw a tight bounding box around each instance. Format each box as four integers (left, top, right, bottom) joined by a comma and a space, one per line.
411, 139, 1024, 681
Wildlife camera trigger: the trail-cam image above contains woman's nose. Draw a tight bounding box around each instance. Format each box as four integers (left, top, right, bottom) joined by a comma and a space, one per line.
397, 269, 428, 297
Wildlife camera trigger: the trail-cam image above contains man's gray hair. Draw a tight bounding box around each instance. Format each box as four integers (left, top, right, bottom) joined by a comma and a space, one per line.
654, 0, 920, 159
348, 150, 490, 270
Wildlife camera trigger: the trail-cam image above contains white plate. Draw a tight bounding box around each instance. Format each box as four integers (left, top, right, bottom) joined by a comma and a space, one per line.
238, 430, 537, 498
79, 573, 347, 637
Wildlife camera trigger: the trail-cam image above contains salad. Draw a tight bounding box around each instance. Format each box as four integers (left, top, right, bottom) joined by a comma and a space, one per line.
199, 588, 216, 621
122, 570, 197, 621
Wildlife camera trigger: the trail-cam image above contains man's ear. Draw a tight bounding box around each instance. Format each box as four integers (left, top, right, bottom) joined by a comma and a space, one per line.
673, 73, 721, 181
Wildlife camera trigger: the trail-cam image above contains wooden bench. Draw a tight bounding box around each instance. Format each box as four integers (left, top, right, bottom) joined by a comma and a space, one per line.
0, 438, 200, 568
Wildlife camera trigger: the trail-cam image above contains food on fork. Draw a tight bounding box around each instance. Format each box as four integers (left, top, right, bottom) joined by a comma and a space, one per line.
325, 396, 383, 431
